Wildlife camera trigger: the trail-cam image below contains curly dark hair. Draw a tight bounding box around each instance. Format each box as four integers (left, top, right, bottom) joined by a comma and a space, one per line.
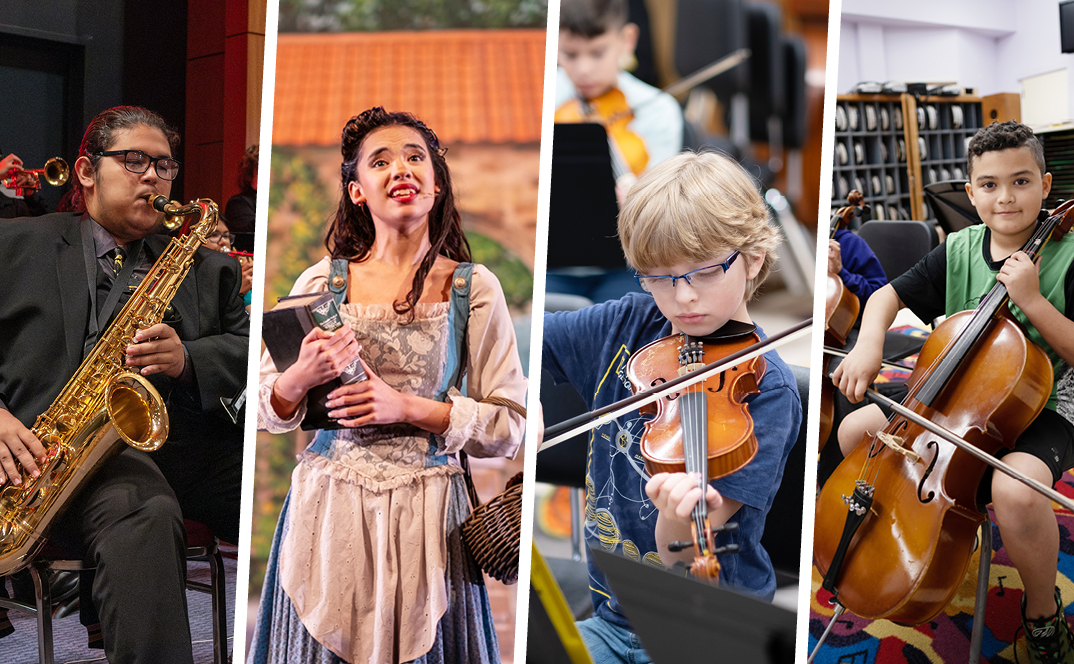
325, 107, 470, 322
71, 106, 180, 213
560, 0, 628, 37
967, 120, 1046, 180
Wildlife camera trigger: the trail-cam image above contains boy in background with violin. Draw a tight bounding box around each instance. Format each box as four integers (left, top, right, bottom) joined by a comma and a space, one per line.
833, 120, 1074, 663
555, 0, 683, 193
542, 151, 802, 663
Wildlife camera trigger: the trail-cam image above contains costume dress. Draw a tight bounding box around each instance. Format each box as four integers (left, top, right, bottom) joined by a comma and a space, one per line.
251, 258, 526, 664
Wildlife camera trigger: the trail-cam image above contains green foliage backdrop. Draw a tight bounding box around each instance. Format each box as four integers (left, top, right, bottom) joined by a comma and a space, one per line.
279, 0, 548, 32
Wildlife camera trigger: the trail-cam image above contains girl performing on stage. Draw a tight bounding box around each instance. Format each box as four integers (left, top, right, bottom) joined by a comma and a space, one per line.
250, 107, 527, 664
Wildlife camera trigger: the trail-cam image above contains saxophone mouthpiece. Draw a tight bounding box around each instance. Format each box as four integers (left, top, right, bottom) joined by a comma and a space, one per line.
149, 195, 172, 212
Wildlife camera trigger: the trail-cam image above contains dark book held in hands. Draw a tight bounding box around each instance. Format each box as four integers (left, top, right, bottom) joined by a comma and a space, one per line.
263, 292, 367, 430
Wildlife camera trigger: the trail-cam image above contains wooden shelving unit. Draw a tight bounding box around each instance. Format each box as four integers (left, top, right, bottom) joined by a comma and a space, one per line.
833, 93, 983, 221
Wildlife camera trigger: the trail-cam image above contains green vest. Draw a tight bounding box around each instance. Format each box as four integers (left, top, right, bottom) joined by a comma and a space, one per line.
945, 223, 1074, 410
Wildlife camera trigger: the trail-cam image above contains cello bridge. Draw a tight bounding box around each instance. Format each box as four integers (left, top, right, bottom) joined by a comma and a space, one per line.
876, 431, 920, 463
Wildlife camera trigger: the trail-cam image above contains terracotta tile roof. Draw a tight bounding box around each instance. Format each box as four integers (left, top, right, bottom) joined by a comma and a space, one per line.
272, 30, 546, 146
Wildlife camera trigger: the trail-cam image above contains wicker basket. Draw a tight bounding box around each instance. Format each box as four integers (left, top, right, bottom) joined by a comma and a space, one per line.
461, 471, 524, 585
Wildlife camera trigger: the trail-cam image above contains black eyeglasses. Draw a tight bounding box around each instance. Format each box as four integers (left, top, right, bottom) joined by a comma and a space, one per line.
205, 230, 235, 244
96, 150, 181, 181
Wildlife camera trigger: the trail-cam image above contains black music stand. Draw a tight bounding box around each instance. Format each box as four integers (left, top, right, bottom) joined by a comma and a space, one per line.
548, 123, 622, 270
924, 180, 980, 234
590, 548, 796, 663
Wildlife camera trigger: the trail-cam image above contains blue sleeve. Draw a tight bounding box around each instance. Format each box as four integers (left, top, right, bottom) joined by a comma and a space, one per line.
542, 299, 625, 406
712, 362, 801, 511
836, 229, 888, 304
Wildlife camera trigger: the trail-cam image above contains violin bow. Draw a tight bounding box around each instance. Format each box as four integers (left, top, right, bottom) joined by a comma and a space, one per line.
864, 388, 1074, 513
604, 49, 752, 126
663, 48, 751, 99
540, 318, 812, 450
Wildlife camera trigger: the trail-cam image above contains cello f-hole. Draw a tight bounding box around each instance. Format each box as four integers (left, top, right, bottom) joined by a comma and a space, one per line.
917, 441, 939, 504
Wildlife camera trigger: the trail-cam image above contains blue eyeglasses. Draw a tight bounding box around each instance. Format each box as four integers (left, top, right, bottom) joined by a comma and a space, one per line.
634, 251, 741, 293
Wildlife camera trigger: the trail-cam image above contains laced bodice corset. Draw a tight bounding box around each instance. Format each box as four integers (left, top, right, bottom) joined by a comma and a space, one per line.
306, 301, 456, 485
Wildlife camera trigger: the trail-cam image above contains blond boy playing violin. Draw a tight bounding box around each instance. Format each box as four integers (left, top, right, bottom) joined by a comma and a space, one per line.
834, 121, 1074, 663
542, 151, 802, 663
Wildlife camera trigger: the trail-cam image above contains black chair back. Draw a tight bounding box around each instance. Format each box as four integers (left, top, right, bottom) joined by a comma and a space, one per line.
675, 0, 748, 104
781, 34, 807, 150
858, 219, 940, 282
758, 364, 808, 582
746, 2, 785, 143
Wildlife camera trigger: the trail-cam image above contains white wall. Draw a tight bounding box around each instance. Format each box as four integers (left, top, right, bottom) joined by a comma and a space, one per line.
838, 0, 1074, 124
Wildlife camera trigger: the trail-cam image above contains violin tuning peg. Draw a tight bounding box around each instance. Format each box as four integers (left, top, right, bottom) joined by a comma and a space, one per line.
668, 540, 691, 552
713, 521, 739, 533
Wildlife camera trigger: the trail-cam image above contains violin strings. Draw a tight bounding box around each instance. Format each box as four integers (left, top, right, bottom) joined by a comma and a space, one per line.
682, 337, 707, 552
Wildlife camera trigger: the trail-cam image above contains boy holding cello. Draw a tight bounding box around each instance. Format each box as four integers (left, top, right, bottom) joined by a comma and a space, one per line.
832, 120, 1074, 663
542, 151, 802, 663
554, 0, 683, 188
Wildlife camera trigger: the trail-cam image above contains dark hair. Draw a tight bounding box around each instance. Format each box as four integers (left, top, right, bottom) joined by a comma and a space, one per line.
325, 107, 470, 322
967, 120, 1046, 179
70, 106, 180, 212
560, 0, 628, 37
238, 144, 258, 193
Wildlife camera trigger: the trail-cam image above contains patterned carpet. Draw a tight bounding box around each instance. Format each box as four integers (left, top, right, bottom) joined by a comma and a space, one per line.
0, 547, 236, 664
808, 473, 1074, 663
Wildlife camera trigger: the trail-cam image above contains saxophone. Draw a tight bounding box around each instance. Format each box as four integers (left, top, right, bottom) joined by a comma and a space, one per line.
0, 196, 219, 575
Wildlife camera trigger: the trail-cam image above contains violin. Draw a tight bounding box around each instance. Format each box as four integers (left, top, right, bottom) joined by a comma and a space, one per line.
824, 190, 865, 345
819, 192, 866, 450
625, 321, 766, 584
555, 88, 649, 178
813, 201, 1074, 626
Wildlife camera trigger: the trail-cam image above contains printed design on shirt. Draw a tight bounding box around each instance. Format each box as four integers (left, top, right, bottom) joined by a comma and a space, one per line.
584, 343, 663, 582
1056, 363, 1074, 427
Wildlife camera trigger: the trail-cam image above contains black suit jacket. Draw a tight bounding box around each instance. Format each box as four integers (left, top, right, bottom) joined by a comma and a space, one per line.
0, 212, 249, 446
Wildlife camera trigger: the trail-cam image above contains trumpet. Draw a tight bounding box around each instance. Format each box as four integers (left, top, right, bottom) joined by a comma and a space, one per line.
223, 247, 253, 265
2, 157, 69, 197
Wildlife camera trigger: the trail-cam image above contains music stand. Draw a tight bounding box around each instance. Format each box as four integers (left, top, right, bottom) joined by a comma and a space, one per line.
548, 123, 623, 270
924, 180, 980, 234
590, 548, 796, 663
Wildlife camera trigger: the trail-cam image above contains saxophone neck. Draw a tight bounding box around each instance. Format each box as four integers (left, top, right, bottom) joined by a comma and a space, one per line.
142, 195, 218, 235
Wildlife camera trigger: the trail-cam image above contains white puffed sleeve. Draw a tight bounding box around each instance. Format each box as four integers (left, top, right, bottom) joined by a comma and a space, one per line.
256, 257, 332, 433
438, 264, 527, 458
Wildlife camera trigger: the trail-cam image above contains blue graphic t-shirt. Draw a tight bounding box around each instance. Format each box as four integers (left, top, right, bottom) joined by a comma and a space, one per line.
542, 293, 802, 629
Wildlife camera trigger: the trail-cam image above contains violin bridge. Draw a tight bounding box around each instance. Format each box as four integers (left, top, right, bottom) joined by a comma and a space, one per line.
876, 431, 920, 463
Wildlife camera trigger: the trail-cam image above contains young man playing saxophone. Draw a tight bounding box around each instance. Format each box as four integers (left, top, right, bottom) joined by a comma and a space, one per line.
0, 106, 248, 662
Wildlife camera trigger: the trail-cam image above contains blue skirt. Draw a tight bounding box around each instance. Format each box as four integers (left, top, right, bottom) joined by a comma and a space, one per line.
249, 473, 500, 664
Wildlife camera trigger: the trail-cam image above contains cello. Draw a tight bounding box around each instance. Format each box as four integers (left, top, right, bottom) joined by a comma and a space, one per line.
813, 201, 1074, 630
818, 192, 866, 450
